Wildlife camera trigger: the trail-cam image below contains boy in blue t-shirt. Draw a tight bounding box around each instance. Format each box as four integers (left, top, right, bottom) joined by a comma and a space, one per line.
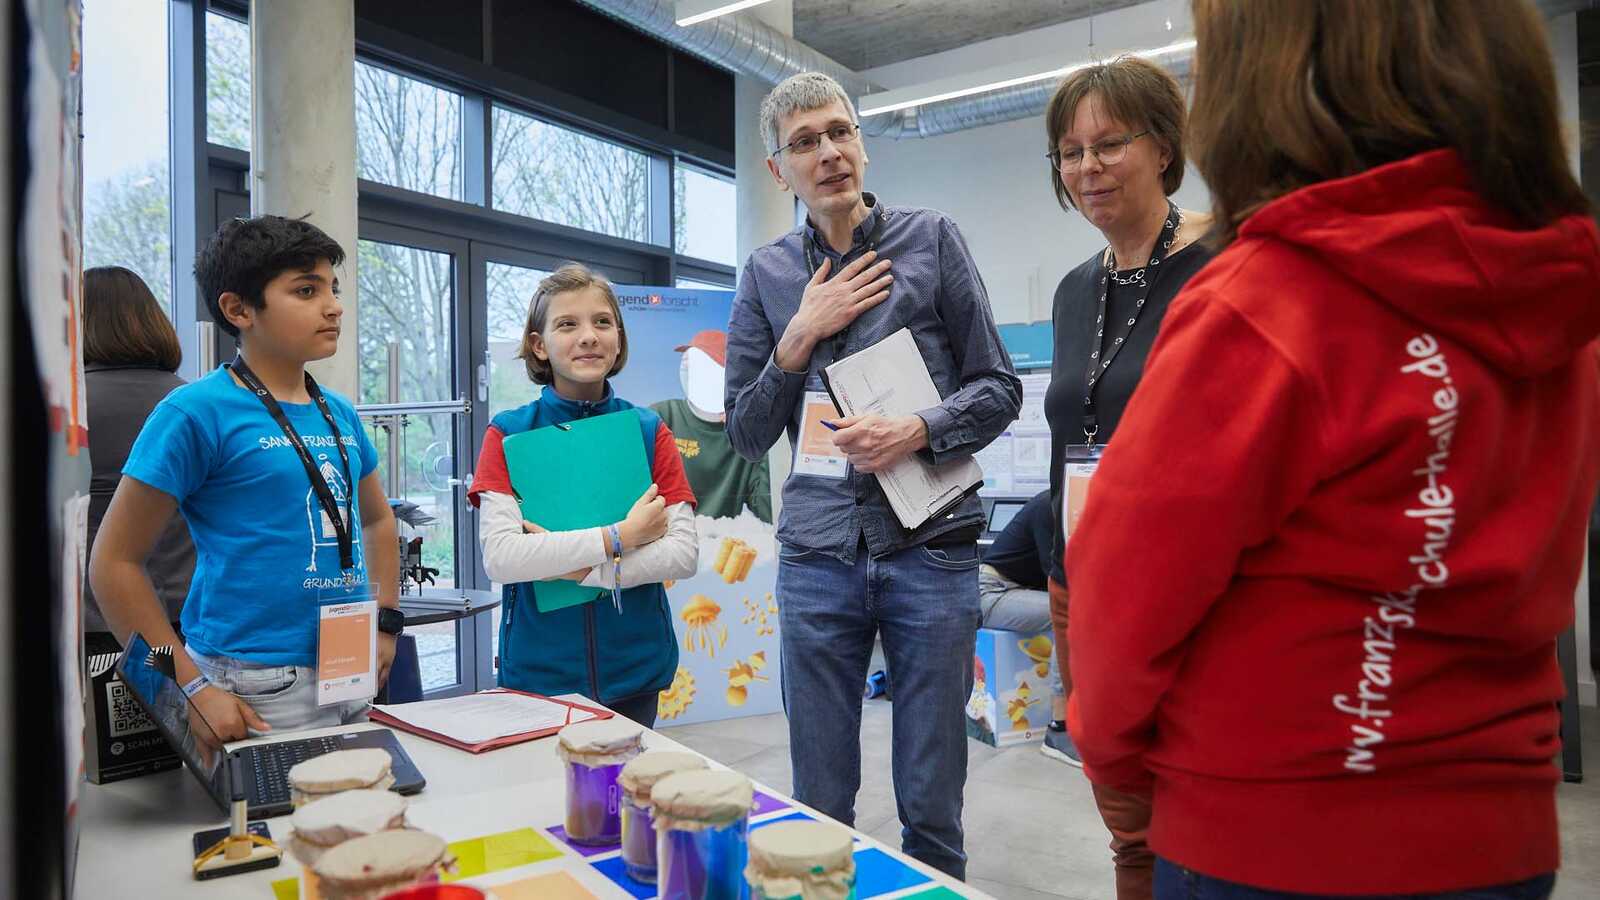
89, 215, 400, 755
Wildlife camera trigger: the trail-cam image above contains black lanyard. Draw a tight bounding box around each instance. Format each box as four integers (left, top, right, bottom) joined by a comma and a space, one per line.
804, 204, 888, 364
1082, 201, 1181, 444
229, 354, 356, 572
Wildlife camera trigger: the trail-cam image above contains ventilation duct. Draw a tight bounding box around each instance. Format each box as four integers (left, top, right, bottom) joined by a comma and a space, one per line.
576, 0, 1592, 139
570, 0, 874, 96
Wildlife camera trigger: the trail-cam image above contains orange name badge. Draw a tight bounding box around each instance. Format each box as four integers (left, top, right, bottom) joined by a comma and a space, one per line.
794, 390, 848, 478
1061, 444, 1103, 545
317, 599, 378, 706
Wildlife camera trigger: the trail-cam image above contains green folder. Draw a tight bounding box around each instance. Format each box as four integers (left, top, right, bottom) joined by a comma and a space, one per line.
500, 410, 652, 613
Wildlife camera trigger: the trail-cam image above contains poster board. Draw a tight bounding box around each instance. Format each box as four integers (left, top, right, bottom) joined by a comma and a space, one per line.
17, 0, 88, 896
607, 285, 782, 725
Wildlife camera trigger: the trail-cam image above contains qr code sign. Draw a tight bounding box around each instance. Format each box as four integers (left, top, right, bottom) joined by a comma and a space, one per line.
106, 681, 157, 738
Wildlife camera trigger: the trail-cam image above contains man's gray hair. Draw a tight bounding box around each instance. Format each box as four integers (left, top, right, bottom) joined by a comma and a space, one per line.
759, 72, 857, 155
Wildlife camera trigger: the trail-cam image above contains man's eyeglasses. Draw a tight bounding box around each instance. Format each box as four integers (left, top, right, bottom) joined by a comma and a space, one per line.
771, 123, 861, 158
1047, 131, 1150, 173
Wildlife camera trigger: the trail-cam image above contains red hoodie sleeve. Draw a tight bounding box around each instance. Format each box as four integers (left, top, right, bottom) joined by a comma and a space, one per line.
1065, 292, 1325, 792
653, 422, 697, 509
467, 426, 511, 507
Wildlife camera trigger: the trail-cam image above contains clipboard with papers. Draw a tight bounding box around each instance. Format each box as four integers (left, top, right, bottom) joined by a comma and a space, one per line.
368, 689, 613, 753
819, 327, 985, 530
500, 410, 652, 613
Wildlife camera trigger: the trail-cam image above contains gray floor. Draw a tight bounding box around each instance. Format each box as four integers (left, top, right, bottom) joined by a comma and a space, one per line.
660, 703, 1600, 900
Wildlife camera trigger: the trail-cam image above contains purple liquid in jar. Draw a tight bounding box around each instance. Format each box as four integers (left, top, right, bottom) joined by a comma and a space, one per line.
621, 793, 657, 882
563, 759, 625, 846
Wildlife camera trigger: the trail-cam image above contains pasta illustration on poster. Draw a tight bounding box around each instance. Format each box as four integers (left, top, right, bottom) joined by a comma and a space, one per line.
607, 285, 782, 725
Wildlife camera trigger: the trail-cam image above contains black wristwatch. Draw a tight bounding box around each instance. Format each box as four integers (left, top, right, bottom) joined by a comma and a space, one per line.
377, 607, 406, 637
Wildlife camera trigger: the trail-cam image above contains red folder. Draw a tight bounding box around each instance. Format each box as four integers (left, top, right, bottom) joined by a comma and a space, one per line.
368, 688, 614, 753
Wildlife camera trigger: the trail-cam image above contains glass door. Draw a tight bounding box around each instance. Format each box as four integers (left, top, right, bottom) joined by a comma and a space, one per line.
466, 242, 647, 682
357, 221, 474, 696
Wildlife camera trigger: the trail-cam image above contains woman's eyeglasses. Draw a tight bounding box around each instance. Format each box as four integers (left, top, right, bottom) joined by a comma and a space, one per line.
1048, 131, 1150, 173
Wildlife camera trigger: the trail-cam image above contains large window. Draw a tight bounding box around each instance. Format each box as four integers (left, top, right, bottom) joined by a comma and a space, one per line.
82, 0, 172, 313
356, 63, 464, 201
485, 262, 552, 419
491, 106, 650, 242
205, 11, 250, 151
674, 164, 736, 266
359, 238, 462, 692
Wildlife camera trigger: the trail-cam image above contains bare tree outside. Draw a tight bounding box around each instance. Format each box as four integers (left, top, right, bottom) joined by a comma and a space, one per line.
491, 107, 649, 243
485, 262, 551, 419
355, 62, 463, 202
206, 11, 250, 151
350, 64, 465, 609
82, 0, 173, 314
83, 161, 173, 313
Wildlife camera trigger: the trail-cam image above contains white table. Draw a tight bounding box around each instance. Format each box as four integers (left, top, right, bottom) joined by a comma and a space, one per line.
74, 698, 990, 899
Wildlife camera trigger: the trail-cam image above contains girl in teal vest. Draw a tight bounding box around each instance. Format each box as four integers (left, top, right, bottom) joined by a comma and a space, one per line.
469, 263, 698, 726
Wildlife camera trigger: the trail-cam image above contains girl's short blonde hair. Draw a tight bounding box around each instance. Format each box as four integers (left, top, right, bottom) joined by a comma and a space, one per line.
518, 263, 630, 385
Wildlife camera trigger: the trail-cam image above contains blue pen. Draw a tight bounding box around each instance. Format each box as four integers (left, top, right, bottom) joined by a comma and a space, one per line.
821, 420, 840, 431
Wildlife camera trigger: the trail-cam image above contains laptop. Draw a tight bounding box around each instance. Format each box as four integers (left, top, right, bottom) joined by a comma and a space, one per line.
113, 631, 426, 818
980, 497, 1028, 545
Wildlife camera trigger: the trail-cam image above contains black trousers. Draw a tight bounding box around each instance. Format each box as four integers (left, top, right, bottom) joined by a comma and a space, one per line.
606, 691, 659, 729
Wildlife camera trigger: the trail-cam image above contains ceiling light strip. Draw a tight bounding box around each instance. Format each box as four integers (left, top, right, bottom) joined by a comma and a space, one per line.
674, 0, 779, 27
857, 38, 1197, 119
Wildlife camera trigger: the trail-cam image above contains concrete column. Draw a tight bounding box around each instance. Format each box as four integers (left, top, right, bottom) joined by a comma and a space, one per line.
734, 0, 797, 268
731, 1, 798, 520
249, 0, 360, 397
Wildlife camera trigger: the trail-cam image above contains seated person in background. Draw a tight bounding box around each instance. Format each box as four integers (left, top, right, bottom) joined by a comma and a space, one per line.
469, 263, 698, 729
89, 215, 400, 755
82, 266, 195, 655
980, 490, 1074, 766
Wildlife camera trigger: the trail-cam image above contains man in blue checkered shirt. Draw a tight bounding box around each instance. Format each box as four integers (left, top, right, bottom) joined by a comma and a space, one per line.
724, 72, 1020, 881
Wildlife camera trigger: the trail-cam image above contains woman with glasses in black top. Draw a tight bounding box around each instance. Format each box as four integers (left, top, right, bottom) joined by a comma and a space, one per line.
1040, 56, 1214, 900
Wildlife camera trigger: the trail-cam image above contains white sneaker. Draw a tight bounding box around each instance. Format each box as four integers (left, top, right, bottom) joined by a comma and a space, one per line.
1040, 727, 1084, 768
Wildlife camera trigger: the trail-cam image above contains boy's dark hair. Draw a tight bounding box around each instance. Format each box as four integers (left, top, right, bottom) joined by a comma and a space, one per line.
195, 215, 346, 337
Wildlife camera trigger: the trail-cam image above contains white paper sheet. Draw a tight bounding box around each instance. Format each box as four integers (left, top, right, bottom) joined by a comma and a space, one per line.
823, 328, 984, 529
372, 691, 598, 745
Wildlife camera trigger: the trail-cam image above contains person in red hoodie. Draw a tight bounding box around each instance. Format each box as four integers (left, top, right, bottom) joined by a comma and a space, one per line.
1065, 2, 1600, 898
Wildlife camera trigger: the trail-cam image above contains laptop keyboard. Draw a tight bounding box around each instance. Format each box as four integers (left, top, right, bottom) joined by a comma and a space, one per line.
250, 736, 344, 806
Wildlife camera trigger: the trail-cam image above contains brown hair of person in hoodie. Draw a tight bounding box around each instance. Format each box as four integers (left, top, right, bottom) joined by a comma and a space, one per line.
1189, 0, 1589, 246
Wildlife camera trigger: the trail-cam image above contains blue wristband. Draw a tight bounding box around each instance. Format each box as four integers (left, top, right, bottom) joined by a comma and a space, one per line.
607, 524, 624, 613
182, 674, 211, 699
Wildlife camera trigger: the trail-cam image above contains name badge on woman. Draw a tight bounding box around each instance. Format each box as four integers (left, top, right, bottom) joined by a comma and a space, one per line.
1061, 443, 1104, 546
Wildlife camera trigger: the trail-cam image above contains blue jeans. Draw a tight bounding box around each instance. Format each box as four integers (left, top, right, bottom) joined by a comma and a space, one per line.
1154, 858, 1556, 900
776, 539, 980, 880
187, 648, 369, 736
